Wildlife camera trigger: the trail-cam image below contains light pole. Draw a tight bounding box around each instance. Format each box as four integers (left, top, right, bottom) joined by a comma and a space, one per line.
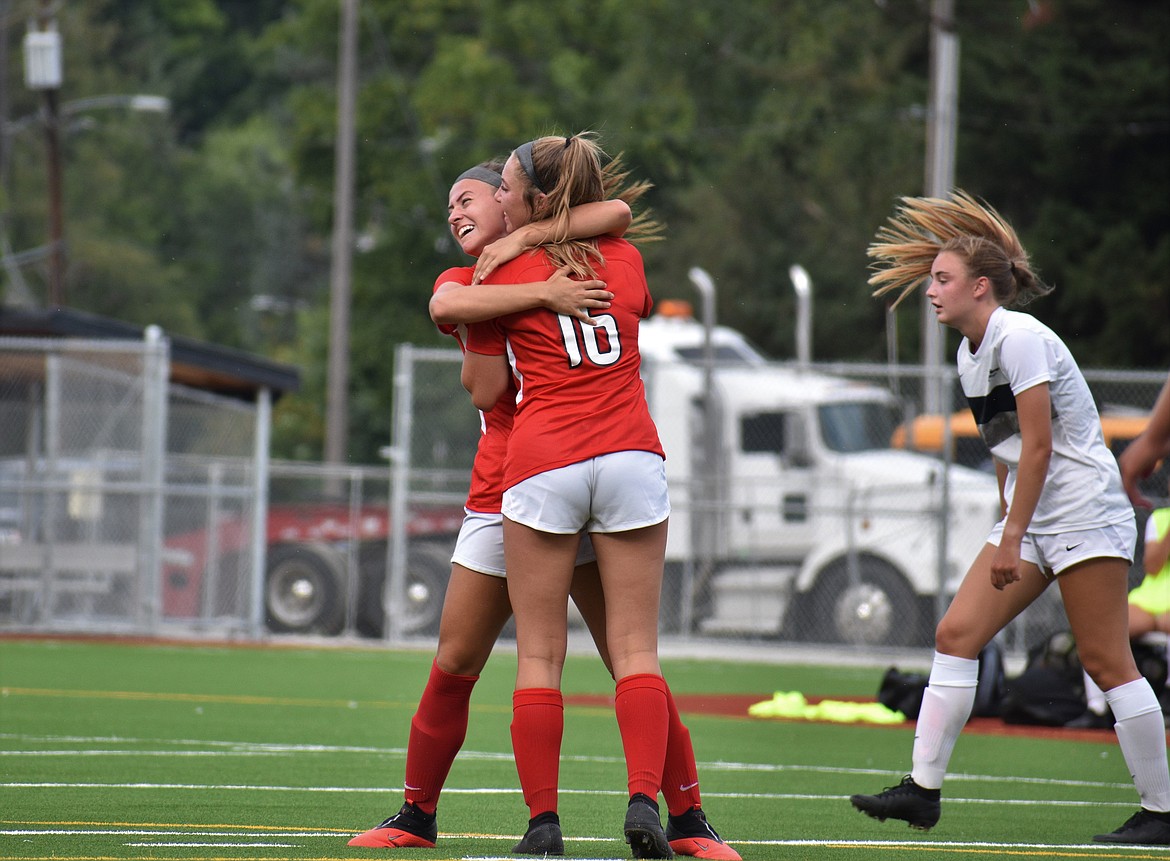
23, 3, 64, 306
16, 3, 170, 310
925, 0, 959, 632
0, 94, 171, 288
325, 0, 360, 468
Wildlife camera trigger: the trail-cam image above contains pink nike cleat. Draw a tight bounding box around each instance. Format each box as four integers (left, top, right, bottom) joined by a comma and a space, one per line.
347, 802, 437, 848
666, 808, 742, 861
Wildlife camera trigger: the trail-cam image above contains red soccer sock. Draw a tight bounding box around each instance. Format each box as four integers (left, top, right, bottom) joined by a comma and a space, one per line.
615, 673, 669, 801
511, 688, 564, 817
403, 660, 479, 815
661, 682, 702, 816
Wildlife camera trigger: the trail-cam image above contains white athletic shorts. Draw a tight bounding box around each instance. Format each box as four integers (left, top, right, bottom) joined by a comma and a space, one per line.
451, 509, 597, 577
502, 450, 670, 534
987, 518, 1137, 577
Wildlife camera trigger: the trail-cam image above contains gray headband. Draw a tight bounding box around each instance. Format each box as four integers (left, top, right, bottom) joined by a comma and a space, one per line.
515, 140, 546, 193
454, 165, 502, 189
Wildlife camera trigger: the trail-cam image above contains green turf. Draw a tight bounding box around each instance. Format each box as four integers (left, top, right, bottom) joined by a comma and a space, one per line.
0, 637, 1160, 860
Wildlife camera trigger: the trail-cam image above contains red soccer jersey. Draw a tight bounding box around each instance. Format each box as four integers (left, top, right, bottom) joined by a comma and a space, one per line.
464, 237, 664, 490
433, 266, 517, 513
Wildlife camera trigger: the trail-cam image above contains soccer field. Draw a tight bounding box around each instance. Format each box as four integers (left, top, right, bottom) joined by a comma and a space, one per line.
0, 637, 1163, 861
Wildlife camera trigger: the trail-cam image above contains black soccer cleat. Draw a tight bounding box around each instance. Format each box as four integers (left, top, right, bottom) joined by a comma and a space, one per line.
850, 774, 941, 830
1093, 809, 1170, 845
513, 811, 565, 856
625, 794, 674, 859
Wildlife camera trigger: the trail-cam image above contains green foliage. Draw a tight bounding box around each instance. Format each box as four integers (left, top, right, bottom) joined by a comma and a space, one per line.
956, 0, 1170, 367
2, 0, 1166, 462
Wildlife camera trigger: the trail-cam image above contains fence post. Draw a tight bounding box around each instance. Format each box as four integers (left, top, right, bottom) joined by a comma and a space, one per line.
384, 344, 414, 644
248, 387, 272, 639
39, 351, 61, 622
934, 365, 954, 630
201, 461, 224, 622
344, 466, 362, 634
141, 328, 168, 632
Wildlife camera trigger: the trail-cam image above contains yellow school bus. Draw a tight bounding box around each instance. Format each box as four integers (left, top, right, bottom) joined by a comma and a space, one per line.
891, 410, 1153, 474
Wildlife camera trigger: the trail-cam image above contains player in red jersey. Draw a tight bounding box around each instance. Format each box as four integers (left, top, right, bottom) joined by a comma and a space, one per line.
462, 134, 722, 859
349, 160, 739, 861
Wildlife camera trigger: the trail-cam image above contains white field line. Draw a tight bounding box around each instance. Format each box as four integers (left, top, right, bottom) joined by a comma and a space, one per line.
0, 825, 1156, 856
0, 784, 1141, 810
0, 732, 1135, 792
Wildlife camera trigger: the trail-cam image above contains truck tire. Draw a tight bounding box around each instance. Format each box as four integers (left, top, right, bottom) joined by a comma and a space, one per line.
798, 556, 925, 647
356, 541, 451, 638
265, 542, 345, 635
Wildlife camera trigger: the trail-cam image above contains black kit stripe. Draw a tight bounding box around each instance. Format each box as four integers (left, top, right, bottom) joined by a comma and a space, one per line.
966, 384, 1019, 451
966, 384, 1016, 425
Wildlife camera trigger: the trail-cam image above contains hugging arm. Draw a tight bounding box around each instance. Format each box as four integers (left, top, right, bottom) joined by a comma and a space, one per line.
431, 200, 628, 327
473, 199, 631, 284
431, 268, 611, 327
461, 350, 511, 413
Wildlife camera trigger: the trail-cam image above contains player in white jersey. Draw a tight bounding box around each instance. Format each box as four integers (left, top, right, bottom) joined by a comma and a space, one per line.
849, 191, 1170, 846
957, 307, 1134, 537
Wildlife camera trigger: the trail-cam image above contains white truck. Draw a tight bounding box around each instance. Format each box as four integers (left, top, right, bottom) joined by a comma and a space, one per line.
637, 305, 1001, 646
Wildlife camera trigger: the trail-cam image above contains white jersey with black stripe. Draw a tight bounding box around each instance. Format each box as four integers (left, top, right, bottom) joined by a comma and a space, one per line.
957, 306, 1131, 534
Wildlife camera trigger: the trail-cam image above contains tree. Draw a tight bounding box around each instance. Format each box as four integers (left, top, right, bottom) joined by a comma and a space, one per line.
3, 0, 1165, 464
955, 0, 1170, 367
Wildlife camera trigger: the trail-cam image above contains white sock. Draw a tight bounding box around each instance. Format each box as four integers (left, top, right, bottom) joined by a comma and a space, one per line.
1107, 677, 1170, 813
1083, 670, 1107, 715
911, 652, 979, 791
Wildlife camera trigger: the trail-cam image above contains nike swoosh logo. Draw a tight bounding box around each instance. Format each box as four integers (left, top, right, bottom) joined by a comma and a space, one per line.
1066, 543, 1083, 551
679, 781, 699, 791
404, 783, 422, 791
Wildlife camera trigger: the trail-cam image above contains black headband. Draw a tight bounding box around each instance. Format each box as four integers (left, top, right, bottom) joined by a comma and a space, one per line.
515, 140, 546, 193
454, 165, 502, 189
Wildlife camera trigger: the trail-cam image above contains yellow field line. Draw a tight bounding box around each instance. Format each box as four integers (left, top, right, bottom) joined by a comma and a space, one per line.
0, 686, 402, 709
825, 845, 1168, 858
1, 819, 352, 833
0, 686, 512, 714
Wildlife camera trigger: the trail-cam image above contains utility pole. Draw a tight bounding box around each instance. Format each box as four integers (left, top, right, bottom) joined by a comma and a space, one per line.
922, 0, 959, 414
24, 0, 65, 306
924, 0, 960, 633
325, 0, 359, 466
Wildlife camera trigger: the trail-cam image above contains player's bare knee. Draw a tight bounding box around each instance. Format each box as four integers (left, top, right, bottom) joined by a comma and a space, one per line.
933, 617, 969, 656
1079, 646, 1139, 693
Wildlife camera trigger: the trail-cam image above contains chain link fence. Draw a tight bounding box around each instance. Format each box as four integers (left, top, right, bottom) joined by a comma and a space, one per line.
386, 342, 1167, 658
3, 335, 1165, 660
0, 336, 264, 637
0, 336, 469, 644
